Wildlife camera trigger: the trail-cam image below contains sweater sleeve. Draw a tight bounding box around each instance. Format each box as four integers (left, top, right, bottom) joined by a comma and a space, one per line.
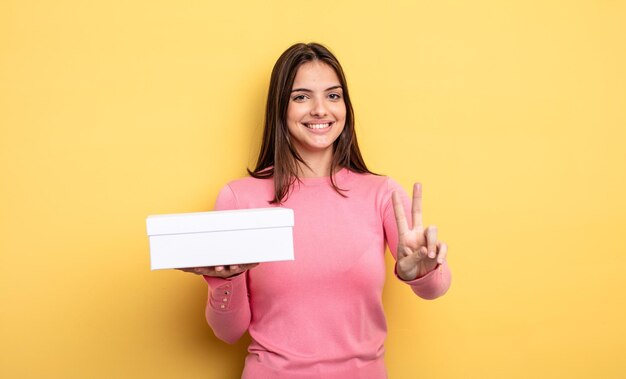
202, 184, 252, 344
382, 178, 452, 300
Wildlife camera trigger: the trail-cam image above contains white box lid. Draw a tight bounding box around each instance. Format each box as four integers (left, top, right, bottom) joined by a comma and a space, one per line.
146, 207, 294, 236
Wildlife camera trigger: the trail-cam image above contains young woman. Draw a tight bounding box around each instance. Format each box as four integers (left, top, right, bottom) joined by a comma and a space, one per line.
181, 42, 451, 379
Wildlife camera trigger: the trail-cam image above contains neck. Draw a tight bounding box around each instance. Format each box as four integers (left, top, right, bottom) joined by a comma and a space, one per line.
295, 149, 334, 178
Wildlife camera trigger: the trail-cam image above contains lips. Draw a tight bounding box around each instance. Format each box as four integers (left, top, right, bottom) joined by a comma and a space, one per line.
303, 121, 333, 130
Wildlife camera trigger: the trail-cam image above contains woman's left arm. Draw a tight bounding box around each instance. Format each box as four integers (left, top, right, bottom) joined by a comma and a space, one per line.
383, 181, 451, 300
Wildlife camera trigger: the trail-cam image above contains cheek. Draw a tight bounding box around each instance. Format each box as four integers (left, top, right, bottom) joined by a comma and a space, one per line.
286, 108, 302, 138
286, 107, 295, 124
334, 103, 347, 120
287, 104, 304, 125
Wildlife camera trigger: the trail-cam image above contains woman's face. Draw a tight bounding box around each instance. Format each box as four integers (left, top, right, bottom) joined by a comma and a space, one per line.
286, 61, 346, 159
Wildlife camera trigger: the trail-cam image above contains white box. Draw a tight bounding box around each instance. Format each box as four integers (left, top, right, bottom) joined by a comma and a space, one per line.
146, 207, 294, 270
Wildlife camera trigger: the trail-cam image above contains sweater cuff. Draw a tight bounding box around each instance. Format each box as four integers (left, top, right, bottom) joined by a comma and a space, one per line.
395, 260, 447, 286
395, 259, 451, 300
203, 273, 246, 312
202, 272, 245, 286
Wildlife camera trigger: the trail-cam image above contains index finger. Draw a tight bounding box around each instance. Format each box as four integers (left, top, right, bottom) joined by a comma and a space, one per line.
412, 183, 423, 229
392, 191, 410, 235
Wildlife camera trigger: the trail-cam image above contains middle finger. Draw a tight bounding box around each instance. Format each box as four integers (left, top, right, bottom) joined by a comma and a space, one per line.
425, 226, 438, 258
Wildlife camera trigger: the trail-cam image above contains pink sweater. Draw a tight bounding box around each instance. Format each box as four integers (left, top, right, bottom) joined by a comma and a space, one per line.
203, 169, 451, 378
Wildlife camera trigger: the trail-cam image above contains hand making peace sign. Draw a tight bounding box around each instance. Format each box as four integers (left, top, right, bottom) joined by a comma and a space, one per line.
392, 183, 448, 281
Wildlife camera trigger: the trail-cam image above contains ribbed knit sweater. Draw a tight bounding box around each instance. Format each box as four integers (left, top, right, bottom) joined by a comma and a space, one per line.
203, 168, 451, 378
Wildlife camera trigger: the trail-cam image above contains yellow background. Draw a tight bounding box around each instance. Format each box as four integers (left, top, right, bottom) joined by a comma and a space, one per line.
1, 1, 625, 378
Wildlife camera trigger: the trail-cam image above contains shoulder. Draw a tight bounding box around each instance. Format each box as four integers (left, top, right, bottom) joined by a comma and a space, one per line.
215, 175, 274, 210
225, 175, 272, 193
344, 170, 408, 217
346, 169, 404, 195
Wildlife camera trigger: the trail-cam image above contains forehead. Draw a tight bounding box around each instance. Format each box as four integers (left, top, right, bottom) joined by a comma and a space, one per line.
292, 61, 341, 89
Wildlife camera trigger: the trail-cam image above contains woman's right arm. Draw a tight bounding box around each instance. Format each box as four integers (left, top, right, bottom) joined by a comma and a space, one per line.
202, 269, 253, 344
182, 184, 255, 344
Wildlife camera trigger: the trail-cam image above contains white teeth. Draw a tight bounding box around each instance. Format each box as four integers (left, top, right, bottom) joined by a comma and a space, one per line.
306, 123, 331, 129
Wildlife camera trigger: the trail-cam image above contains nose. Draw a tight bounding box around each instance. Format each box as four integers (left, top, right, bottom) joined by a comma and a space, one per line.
310, 98, 327, 117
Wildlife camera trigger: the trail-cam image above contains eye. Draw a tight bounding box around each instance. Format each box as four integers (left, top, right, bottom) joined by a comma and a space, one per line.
328, 93, 342, 101
292, 94, 307, 102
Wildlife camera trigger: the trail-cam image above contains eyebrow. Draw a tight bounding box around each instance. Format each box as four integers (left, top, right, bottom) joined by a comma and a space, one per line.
291, 85, 343, 93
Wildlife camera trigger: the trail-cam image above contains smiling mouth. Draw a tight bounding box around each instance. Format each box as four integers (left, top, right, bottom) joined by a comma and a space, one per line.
304, 122, 333, 130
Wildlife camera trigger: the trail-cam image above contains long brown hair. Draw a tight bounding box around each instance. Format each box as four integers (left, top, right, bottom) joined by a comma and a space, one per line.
248, 42, 375, 204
